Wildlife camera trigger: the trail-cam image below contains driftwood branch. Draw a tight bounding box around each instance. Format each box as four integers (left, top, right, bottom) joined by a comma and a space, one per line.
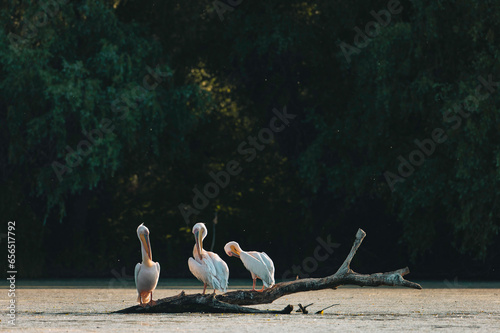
115, 291, 293, 314
116, 228, 421, 313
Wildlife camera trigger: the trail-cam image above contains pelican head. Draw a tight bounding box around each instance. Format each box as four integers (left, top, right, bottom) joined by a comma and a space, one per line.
137, 223, 152, 261
192, 222, 207, 260
224, 241, 242, 258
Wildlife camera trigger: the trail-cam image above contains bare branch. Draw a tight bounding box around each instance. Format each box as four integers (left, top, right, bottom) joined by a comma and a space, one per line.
335, 228, 366, 275
115, 291, 293, 314
116, 228, 421, 313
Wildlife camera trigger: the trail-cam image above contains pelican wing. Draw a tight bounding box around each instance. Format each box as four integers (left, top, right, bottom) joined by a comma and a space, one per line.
207, 252, 229, 292
154, 262, 161, 284
188, 256, 223, 291
134, 263, 142, 302
241, 251, 274, 288
134, 263, 141, 287
188, 257, 210, 284
155, 262, 161, 276
260, 252, 275, 286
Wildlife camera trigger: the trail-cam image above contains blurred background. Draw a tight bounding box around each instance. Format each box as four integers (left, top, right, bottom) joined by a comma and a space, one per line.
0, 0, 499, 281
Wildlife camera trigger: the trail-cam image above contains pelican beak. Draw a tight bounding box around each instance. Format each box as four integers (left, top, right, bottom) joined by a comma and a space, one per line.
141, 233, 152, 261
230, 245, 240, 258
195, 230, 203, 260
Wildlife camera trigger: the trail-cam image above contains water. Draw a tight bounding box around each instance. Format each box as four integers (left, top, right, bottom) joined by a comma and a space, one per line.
3, 280, 500, 332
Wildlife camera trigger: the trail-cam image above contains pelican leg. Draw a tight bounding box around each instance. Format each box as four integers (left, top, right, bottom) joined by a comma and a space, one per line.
202, 283, 207, 295
252, 278, 256, 291
149, 292, 156, 306
259, 285, 265, 292
139, 294, 146, 308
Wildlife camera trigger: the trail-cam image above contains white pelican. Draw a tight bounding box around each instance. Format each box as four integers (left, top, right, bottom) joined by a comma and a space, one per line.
188, 222, 229, 294
224, 241, 275, 291
134, 223, 160, 307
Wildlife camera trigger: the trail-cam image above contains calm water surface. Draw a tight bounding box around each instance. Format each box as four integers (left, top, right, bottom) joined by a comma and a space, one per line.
2, 280, 499, 332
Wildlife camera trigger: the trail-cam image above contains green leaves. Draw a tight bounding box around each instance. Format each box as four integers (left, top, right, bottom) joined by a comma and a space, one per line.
0, 0, 202, 223
1, 0, 499, 278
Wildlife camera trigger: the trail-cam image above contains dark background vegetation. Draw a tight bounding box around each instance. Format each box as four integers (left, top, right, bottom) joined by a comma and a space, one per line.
1, 0, 499, 280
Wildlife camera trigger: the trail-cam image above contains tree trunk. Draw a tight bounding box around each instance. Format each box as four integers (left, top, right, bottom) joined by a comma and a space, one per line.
115, 291, 293, 314
116, 228, 421, 314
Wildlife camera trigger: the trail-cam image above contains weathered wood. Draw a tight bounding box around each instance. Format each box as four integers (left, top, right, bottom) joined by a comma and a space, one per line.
115, 291, 293, 314
216, 229, 421, 306
115, 228, 421, 313
215, 267, 421, 306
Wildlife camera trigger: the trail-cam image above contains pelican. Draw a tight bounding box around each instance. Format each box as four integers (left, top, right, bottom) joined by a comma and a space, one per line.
188, 222, 229, 294
224, 241, 275, 291
134, 223, 160, 307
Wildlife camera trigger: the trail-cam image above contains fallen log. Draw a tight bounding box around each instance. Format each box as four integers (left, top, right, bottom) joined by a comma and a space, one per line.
115, 291, 293, 314
115, 228, 421, 314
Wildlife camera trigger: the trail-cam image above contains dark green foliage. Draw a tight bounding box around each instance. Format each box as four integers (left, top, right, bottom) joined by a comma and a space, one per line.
1, 0, 498, 278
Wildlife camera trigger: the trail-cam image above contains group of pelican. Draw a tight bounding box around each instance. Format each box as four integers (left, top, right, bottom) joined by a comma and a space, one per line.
134, 222, 275, 306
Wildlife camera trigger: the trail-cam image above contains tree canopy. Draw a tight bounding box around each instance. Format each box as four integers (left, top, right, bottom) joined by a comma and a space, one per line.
1, 0, 498, 279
